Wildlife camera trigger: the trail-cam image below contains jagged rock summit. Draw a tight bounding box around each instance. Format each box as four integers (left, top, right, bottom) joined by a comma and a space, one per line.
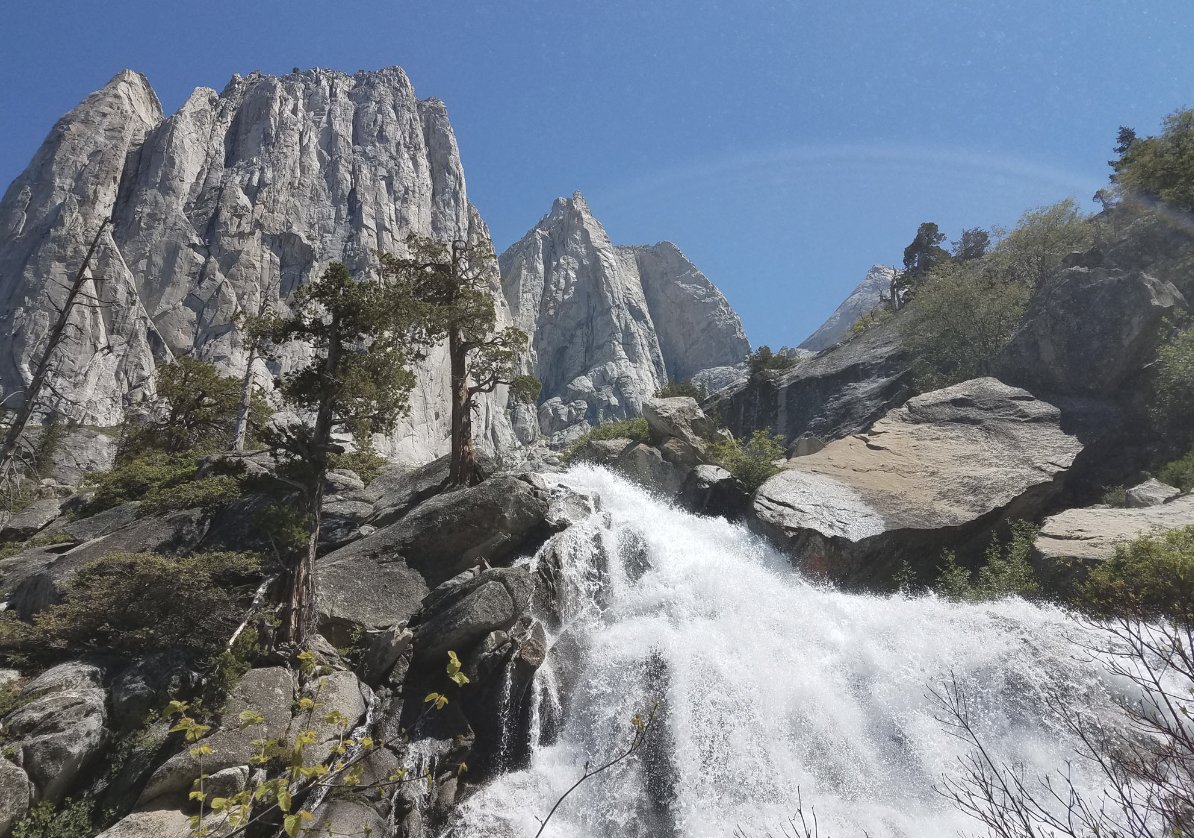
0, 66, 515, 463
500, 192, 749, 441
799, 264, 894, 351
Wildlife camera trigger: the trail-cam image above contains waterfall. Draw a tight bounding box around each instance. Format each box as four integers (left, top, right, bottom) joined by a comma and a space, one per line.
448, 465, 1135, 838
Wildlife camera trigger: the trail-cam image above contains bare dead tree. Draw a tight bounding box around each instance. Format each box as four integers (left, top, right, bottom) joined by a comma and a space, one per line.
0, 217, 110, 488
931, 618, 1194, 838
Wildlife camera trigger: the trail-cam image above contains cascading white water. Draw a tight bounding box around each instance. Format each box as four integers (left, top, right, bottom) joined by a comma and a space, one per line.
448, 465, 1134, 838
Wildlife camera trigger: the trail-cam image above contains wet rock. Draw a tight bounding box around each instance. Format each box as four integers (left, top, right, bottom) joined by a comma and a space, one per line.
413, 567, 535, 664
753, 378, 1082, 585
613, 444, 687, 496
679, 465, 749, 519
3, 662, 107, 802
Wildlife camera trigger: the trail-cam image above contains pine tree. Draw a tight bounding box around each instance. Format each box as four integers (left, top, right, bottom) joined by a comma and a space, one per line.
246, 262, 418, 647
381, 234, 532, 487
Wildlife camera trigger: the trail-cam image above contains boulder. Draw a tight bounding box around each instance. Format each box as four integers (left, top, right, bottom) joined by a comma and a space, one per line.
319, 498, 375, 549
306, 798, 388, 838
0, 497, 63, 542
44, 428, 119, 488
57, 502, 141, 542
642, 397, 715, 450
325, 469, 365, 495
330, 475, 552, 591
3, 662, 107, 802
1125, 478, 1182, 509
679, 465, 749, 519
752, 378, 1083, 585
413, 567, 535, 663
1035, 494, 1194, 579
0, 759, 33, 836
139, 667, 293, 805
996, 267, 1186, 399
288, 671, 373, 766
93, 806, 193, 838
110, 651, 201, 731
613, 444, 688, 496
364, 453, 496, 528
316, 546, 428, 647
569, 437, 632, 466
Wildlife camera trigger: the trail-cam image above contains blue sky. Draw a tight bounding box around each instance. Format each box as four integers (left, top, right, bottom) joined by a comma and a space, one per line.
2, 1, 1192, 347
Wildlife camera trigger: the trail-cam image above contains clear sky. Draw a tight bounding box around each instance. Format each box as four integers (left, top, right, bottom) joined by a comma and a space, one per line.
1, 1, 1192, 348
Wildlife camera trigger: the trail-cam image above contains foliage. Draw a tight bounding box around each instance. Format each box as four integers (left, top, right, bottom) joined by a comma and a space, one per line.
1099, 484, 1129, 507
1159, 446, 1194, 493
563, 418, 651, 462
139, 474, 245, 517
1078, 526, 1194, 625
1111, 108, 1194, 213
1151, 323, 1194, 447
10, 799, 95, 838
120, 358, 266, 457
952, 227, 991, 261
901, 260, 1033, 390
329, 446, 386, 485
509, 374, 543, 405
28, 551, 263, 656
748, 345, 798, 376
934, 521, 1041, 601
655, 379, 708, 400
896, 221, 951, 301
380, 235, 529, 486
707, 430, 786, 492
849, 306, 893, 337
246, 261, 420, 644
79, 450, 199, 515
0, 679, 28, 718
985, 198, 1092, 288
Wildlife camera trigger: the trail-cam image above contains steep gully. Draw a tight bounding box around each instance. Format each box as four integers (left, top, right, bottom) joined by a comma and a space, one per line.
441, 466, 1133, 838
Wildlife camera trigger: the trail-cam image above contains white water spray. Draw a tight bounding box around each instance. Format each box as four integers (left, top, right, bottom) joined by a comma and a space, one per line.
449, 466, 1133, 838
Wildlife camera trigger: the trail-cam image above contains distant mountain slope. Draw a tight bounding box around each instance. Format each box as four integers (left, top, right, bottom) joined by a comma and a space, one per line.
799, 265, 895, 351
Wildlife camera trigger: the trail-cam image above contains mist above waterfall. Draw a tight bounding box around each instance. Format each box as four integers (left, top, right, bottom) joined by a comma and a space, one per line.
448, 466, 1134, 838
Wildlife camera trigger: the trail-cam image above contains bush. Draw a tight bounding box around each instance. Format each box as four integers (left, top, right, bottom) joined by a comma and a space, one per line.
748, 346, 798, 376
934, 521, 1041, 601
330, 447, 386, 484
79, 450, 198, 515
708, 430, 786, 492
11, 799, 95, 838
1078, 525, 1194, 624
850, 306, 893, 337
139, 474, 244, 516
655, 379, 708, 400
29, 551, 264, 656
509, 374, 543, 405
1151, 324, 1194, 447
1100, 484, 1129, 507
562, 418, 652, 463
1159, 447, 1194, 493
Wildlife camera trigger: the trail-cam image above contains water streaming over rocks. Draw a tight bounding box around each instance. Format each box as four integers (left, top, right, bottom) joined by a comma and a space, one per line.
446, 465, 1133, 837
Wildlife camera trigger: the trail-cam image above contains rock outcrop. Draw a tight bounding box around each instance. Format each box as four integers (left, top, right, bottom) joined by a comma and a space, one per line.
717, 310, 913, 447
0, 67, 517, 463
799, 265, 896, 351
752, 378, 1083, 585
1034, 493, 1194, 580
500, 193, 748, 441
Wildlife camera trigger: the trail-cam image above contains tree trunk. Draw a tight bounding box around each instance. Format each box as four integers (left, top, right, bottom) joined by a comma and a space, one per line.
447, 328, 478, 487
0, 218, 109, 483
232, 342, 258, 452
280, 319, 340, 648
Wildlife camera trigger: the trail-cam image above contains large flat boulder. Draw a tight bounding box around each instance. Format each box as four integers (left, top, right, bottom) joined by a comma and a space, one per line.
1035, 494, 1194, 578
752, 378, 1082, 585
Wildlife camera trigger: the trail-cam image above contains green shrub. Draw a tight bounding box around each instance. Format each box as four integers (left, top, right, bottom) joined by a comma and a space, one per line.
11, 799, 95, 838
1099, 485, 1129, 507
1159, 447, 1194, 492
509, 374, 543, 405
79, 450, 198, 515
655, 379, 708, 400
748, 346, 798, 376
708, 430, 786, 492
1152, 324, 1194, 447
563, 418, 652, 463
330, 447, 386, 485
1078, 525, 1194, 625
934, 521, 1041, 601
30, 551, 264, 656
850, 307, 894, 337
138, 474, 243, 516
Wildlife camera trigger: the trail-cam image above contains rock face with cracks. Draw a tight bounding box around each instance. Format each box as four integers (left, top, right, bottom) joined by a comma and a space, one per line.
752, 378, 1083, 584
0, 66, 517, 463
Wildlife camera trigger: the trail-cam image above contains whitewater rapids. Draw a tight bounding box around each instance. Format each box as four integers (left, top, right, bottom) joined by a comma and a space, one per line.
446, 465, 1132, 838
